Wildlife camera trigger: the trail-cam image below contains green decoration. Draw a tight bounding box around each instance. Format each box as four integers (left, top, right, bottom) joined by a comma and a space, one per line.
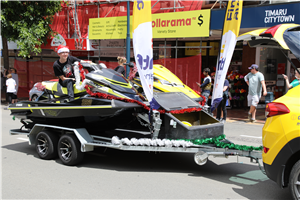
179, 134, 263, 151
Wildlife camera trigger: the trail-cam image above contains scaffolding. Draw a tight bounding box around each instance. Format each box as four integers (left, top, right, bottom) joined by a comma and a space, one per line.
69, 0, 83, 49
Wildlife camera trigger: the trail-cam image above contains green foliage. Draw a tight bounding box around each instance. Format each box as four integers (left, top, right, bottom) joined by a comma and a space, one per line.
1, 1, 62, 58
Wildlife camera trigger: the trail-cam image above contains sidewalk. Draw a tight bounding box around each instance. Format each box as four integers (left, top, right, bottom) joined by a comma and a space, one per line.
225, 108, 266, 124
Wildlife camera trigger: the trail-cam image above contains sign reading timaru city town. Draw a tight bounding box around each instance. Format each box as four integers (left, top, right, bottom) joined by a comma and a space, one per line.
211, 2, 300, 30
89, 9, 211, 39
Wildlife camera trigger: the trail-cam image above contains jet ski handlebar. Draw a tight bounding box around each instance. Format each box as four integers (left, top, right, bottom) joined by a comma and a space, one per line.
73, 62, 107, 72
124, 62, 135, 68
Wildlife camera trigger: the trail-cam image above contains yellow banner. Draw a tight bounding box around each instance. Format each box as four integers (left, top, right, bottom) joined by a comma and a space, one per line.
133, 1, 152, 31
89, 9, 211, 40
211, 0, 243, 112
222, 0, 243, 37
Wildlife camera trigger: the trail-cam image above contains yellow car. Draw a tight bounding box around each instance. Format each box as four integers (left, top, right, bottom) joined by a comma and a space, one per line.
262, 86, 300, 199
132, 64, 203, 102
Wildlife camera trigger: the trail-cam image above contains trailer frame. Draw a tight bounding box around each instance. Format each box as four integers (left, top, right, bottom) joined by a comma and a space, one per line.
10, 123, 263, 167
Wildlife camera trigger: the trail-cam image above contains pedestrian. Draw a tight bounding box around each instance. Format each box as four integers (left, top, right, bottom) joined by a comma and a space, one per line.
114, 56, 127, 77
282, 68, 300, 89
216, 78, 229, 123
9, 67, 19, 103
6, 74, 17, 105
53, 45, 91, 101
197, 68, 212, 107
244, 64, 267, 123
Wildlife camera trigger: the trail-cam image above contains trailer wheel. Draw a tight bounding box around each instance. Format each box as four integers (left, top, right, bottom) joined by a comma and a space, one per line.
58, 134, 84, 166
35, 131, 58, 160
289, 160, 300, 199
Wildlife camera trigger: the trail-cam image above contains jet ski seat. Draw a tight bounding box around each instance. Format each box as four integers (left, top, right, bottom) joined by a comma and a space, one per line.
43, 81, 85, 97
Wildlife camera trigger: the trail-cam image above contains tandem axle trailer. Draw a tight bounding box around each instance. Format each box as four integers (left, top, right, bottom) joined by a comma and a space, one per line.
10, 123, 263, 168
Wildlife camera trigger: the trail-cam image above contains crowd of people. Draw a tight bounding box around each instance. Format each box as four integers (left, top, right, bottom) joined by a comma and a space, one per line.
197, 64, 299, 123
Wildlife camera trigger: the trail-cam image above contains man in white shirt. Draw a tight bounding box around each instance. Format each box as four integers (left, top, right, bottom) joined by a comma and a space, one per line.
244, 64, 267, 122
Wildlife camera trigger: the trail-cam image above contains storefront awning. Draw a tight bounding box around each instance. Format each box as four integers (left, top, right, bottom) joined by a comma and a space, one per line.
237, 23, 300, 50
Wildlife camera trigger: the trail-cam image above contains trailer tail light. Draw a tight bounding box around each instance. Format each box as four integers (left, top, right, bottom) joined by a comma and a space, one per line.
265, 102, 290, 118
263, 147, 269, 154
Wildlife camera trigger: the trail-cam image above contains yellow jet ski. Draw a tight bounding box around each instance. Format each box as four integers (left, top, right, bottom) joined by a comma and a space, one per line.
131, 64, 203, 102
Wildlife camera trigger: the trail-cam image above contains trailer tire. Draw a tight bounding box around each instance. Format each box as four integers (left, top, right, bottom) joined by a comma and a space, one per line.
35, 131, 59, 160
289, 159, 300, 199
58, 134, 84, 166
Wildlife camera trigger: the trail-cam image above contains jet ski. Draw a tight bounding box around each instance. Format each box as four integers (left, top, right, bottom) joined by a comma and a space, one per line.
8, 62, 222, 140
9, 62, 145, 130
131, 64, 204, 103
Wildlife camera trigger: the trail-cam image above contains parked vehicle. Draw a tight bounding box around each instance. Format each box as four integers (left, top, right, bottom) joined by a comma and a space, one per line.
29, 80, 57, 101
261, 25, 300, 199
262, 86, 300, 199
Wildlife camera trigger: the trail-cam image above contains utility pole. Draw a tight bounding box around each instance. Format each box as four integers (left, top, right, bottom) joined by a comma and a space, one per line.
126, 0, 131, 78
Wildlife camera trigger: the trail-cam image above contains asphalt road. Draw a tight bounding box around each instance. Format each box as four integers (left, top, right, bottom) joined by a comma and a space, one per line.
1, 105, 291, 199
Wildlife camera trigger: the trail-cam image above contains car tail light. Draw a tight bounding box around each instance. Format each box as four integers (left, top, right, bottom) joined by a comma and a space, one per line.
265, 102, 290, 118
263, 147, 269, 154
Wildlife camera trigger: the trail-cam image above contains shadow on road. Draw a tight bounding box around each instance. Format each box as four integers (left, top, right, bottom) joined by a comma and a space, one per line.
2, 143, 291, 200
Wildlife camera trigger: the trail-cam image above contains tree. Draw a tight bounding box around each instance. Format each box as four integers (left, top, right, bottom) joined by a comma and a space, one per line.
1, 1, 62, 69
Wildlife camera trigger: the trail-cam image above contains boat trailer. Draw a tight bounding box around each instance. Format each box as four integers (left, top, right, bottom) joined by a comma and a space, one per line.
10, 123, 263, 168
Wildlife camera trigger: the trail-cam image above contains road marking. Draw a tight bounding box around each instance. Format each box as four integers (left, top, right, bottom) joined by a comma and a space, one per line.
17, 137, 29, 141
240, 135, 262, 139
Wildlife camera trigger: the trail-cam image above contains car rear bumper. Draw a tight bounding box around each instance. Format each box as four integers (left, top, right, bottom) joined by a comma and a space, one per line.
263, 137, 300, 188
263, 162, 286, 188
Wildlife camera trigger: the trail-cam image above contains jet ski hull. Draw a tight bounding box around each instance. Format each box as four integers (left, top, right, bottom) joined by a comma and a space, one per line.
9, 98, 143, 130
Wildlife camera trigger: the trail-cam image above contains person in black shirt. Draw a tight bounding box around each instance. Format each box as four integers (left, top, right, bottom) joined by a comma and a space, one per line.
216, 79, 229, 123
114, 56, 127, 77
196, 68, 212, 107
53, 45, 91, 101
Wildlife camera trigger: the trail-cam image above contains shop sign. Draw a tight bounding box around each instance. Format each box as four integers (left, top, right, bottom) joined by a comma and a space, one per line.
87, 39, 100, 50
98, 39, 134, 57
84, 39, 135, 57
99, 49, 134, 57
211, 2, 300, 29
264, 8, 295, 24
265, 80, 276, 92
100, 40, 125, 47
277, 74, 285, 86
41, 37, 87, 51
71, 51, 94, 57
89, 9, 211, 39
265, 80, 276, 87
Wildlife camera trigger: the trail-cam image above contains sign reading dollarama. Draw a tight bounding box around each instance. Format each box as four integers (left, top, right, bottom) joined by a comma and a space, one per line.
89, 9, 211, 39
